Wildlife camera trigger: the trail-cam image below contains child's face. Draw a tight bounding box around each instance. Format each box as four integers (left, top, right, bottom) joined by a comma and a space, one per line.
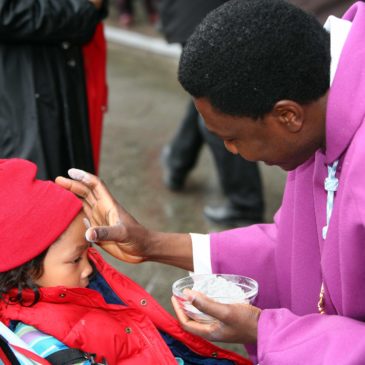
35, 213, 93, 288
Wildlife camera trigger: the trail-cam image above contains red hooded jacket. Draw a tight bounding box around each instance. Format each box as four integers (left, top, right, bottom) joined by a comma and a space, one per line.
0, 249, 251, 365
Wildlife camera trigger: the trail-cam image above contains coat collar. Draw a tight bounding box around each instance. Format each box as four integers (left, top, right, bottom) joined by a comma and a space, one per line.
325, 2, 365, 164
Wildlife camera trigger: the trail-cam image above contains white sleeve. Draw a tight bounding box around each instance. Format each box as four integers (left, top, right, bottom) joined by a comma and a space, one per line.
190, 233, 212, 274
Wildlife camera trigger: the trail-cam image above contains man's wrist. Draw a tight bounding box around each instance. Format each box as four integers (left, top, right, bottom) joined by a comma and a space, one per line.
145, 231, 193, 271
247, 306, 261, 343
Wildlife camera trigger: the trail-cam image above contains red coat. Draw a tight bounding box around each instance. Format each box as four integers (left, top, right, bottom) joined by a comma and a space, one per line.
82, 23, 108, 175
0, 249, 251, 365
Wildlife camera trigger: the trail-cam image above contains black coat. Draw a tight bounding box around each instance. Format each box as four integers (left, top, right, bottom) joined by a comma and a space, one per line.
0, 0, 107, 179
158, 0, 228, 44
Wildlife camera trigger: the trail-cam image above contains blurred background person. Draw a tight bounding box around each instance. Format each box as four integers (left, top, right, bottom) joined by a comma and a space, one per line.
288, 0, 358, 23
0, 0, 108, 180
158, 0, 265, 228
116, 0, 159, 28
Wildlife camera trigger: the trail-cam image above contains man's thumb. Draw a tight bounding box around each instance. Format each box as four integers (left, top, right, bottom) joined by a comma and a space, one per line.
86, 225, 125, 242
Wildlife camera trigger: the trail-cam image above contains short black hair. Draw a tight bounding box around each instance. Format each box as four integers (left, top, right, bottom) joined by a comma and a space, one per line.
178, 0, 331, 118
0, 249, 48, 306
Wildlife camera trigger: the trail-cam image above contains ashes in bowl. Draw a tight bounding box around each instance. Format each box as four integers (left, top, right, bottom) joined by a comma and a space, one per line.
172, 274, 258, 323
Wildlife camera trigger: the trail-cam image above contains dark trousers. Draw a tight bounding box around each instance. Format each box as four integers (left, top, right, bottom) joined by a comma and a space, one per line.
166, 100, 264, 215
116, 0, 157, 15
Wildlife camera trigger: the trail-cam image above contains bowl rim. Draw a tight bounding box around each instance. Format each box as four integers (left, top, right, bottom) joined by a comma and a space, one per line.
172, 273, 259, 299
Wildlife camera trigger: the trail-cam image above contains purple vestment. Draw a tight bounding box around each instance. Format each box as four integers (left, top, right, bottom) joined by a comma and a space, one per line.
210, 3, 365, 364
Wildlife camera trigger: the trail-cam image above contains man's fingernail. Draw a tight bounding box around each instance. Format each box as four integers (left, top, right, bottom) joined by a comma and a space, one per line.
83, 218, 91, 229
68, 168, 89, 182
183, 289, 196, 302
85, 229, 97, 242
189, 294, 197, 303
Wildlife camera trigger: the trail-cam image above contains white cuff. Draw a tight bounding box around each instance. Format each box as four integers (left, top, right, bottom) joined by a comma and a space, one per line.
190, 233, 212, 274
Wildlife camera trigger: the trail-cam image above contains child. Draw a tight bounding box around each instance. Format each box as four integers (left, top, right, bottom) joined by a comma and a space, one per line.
0, 159, 250, 365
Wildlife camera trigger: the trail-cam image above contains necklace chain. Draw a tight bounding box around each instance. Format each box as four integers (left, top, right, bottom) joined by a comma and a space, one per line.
317, 283, 325, 314
318, 161, 339, 314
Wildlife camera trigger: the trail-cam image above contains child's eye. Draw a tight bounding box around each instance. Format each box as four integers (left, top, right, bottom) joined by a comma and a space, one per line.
72, 257, 82, 264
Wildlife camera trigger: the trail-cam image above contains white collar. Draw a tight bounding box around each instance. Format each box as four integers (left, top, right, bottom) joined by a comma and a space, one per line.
323, 16, 352, 85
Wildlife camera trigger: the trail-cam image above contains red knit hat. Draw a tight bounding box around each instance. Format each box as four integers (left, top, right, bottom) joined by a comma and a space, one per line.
0, 159, 82, 272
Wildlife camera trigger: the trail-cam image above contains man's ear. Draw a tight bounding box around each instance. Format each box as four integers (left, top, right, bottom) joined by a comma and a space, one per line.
272, 100, 304, 133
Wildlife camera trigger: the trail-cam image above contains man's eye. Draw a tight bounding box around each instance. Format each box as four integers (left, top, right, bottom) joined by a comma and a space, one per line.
225, 138, 235, 143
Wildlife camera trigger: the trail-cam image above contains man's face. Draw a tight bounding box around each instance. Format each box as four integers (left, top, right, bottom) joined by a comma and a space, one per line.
194, 98, 321, 171
35, 213, 93, 288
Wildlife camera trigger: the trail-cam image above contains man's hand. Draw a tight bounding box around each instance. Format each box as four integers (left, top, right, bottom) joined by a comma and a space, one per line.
56, 169, 194, 271
56, 169, 149, 263
171, 290, 261, 344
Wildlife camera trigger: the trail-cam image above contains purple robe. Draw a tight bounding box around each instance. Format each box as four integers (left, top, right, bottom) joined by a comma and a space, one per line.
210, 3, 365, 364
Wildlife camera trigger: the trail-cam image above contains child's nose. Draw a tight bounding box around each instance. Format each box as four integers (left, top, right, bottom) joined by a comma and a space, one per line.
83, 260, 94, 278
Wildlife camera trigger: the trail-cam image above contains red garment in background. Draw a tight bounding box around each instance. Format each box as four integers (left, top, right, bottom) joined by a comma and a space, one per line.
82, 23, 108, 175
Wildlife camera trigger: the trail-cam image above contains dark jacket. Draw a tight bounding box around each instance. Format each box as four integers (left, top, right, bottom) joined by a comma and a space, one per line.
158, 0, 228, 44
0, 0, 107, 180
288, 0, 358, 23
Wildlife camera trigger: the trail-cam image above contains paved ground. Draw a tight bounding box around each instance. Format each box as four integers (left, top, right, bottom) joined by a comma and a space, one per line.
96, 9, 287, 355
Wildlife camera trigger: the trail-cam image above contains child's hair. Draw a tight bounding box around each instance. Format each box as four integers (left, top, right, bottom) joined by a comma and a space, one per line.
0, 249, 48, 306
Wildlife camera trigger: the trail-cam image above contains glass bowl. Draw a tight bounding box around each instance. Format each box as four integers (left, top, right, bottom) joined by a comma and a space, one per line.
172, 273, 258, 323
